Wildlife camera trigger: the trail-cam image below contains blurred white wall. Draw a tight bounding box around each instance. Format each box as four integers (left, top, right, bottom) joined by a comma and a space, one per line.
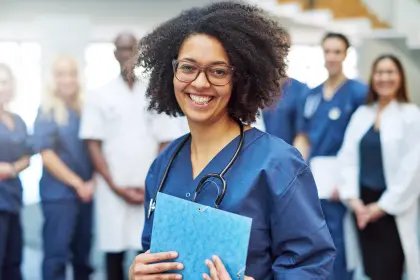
0, 0, 221, 41
363, 0, 420, 46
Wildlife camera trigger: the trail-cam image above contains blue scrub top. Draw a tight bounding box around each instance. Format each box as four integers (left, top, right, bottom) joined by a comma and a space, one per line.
0, 113, 32, 214
32, 108, 93, 202
297, 79, 367, 159
143, 129, 336, 279
263, 78, 309, 144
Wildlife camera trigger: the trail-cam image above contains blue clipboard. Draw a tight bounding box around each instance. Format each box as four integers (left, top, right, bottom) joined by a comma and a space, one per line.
150, 192, 253, 279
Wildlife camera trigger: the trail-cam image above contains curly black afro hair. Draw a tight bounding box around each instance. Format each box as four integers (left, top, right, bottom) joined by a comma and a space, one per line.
135, 1, 289, 123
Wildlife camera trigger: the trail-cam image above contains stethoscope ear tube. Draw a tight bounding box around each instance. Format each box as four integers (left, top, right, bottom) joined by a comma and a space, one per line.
148, 119, 244, 219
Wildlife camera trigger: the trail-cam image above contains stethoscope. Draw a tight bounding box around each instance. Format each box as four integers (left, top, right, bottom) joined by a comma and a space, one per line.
147, 119, 245, 219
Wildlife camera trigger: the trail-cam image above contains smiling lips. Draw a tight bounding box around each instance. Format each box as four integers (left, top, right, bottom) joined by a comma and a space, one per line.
188, 93, 214, 105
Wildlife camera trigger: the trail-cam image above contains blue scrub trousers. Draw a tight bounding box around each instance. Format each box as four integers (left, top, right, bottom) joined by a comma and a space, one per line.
0, 211, 22, 280
41, 200, 93, 280
321, 200, 354, 280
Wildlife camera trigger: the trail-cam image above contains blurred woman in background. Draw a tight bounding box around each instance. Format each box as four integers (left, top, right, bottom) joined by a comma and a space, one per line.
338, 54, 420, 280
32, 56, 95, 280
0, 63, 31, 280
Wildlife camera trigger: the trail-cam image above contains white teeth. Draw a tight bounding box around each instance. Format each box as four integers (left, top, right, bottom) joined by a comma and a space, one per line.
189, 94, 212, 105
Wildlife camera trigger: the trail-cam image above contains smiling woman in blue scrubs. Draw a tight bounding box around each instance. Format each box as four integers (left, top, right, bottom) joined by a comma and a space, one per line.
294, 33, 367, 280
0, 64, 31, 280
128, 3, 335, 280
32, 56, 95, 280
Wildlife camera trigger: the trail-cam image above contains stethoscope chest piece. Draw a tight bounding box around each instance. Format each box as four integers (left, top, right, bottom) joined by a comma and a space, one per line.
147, 119, 245, 219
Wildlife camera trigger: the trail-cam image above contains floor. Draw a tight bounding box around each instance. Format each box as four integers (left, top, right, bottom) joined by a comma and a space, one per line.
21, 202, 107, 280
19, 156, 134, 280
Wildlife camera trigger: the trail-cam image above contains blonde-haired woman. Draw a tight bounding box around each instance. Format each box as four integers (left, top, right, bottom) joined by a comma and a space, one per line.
0, 63, 31, 280
32, 55, 95, 280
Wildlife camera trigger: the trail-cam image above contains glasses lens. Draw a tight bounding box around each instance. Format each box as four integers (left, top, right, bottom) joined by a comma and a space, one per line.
207, 65, 232, 86
174, 61, 232, 86
175, 61, 199, 83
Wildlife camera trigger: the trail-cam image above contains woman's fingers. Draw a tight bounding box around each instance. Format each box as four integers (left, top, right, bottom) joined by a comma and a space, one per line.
135, 262, 184, 275
129, 251, 184, 280
205, 259, 220, 280
137, 251, 179, 265
202, 273, 212, 280
212, 256, 230, 278
137, 274, 182, 280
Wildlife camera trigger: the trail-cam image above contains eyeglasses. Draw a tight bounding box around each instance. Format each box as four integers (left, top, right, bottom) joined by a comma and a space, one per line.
172, 59, 234, 86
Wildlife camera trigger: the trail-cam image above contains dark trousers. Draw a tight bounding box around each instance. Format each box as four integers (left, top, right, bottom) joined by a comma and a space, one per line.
106, 250, 144, 280
320, 200, 354, 280
41, 200, 93, 280
0, 211, 22, 280
355, 187, 404, 280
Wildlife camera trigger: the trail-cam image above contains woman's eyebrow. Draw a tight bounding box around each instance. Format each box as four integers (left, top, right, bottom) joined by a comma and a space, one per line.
180, 57, 229, 65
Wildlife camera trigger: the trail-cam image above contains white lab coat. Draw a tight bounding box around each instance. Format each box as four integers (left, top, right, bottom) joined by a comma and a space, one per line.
79, 76, 184, 252
337, 100, 420, 280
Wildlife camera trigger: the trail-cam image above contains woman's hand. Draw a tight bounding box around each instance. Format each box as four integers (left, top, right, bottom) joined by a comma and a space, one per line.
129, 250, 184, 280
74, 180, 95, 203
124, 187, 145, 204
348, 198, 370, 229
366, 202, 386, 223
203, 255, 254, 280
0, 162, 14, 180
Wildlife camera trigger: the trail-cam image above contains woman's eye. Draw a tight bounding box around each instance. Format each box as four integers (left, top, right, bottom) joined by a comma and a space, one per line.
211, 68, 228, 76
179, 64, 196, 72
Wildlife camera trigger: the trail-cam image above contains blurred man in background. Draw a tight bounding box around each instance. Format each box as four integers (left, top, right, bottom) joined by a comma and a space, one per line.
79, 32, 183, 280
294, 32, 367, 280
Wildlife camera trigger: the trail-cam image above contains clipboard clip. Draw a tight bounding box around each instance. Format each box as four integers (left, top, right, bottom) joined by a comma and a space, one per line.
236, 266, 246, 279
198, 206, 210, 212
148, 199, 156, 219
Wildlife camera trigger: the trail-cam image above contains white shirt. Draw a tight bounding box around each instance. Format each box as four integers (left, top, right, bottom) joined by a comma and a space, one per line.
79, 76, 184, 187
78, 76, 185, 252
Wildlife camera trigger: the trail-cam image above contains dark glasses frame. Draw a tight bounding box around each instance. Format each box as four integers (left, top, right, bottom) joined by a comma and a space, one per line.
172, 59, 235, 86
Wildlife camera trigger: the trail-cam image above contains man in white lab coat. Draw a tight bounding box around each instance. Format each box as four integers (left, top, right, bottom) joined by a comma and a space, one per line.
79, 33, 184, 280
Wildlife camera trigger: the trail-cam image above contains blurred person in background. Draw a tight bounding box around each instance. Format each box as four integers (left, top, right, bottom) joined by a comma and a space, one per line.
79, 32, 184, 280
338, 54, 420, 280
293, 32, 368, 280
262, 29, 310, 144
32, 55, 95, 280
0, 63, 31, 280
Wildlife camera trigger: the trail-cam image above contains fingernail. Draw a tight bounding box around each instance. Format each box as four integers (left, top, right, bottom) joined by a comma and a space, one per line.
177, 263, 184, 269
176, 275, 182, 279
171, 252, 178, 258
205, 259, 210, 265
212, 255, 217, 261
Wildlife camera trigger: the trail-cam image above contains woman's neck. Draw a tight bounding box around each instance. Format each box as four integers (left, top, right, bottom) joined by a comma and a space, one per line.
326, 72, 347, 89
189, 115, 241, 161
378, 97, 393, 111
60, 95, 79, 111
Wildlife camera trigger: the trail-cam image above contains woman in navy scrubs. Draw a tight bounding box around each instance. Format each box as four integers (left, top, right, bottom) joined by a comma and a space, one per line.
32, 56, 94, 280
0, 64, 31, 280
129, 3, 335, 279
